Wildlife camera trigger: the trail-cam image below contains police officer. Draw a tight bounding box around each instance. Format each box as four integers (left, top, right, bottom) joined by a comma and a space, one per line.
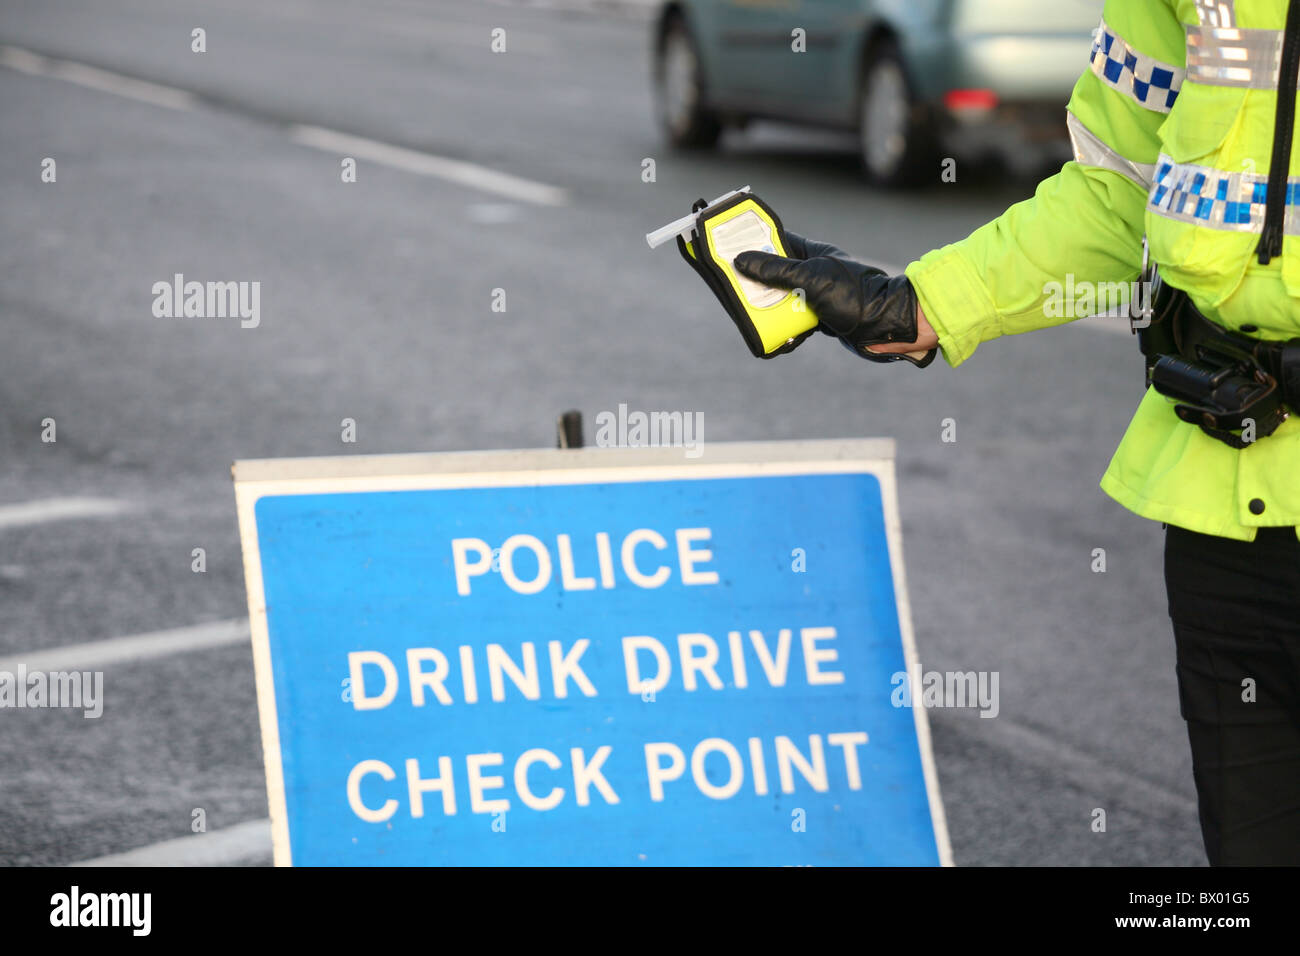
733, 0, 1300, 866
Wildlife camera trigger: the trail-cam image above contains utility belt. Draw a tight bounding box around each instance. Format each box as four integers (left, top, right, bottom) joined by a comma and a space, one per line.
1135, 268, 1300, 449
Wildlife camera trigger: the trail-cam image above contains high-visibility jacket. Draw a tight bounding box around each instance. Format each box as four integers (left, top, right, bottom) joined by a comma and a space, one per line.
906, 0, 1300, 541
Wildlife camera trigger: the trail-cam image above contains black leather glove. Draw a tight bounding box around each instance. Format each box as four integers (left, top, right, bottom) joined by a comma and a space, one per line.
735, 232, 936, 367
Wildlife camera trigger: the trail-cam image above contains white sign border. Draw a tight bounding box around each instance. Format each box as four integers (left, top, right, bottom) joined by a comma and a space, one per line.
233, 438, 953, 867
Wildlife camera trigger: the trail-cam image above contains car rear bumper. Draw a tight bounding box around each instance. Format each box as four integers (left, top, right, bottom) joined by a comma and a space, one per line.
905, 29, 1089, 102
939, 100, 1073, 173
911, 31, 1085, 169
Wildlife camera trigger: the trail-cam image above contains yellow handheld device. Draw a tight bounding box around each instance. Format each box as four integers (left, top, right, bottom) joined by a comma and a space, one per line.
650, 188, 819, 358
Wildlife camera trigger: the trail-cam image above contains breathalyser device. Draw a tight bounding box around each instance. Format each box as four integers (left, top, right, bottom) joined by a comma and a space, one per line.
647, 187, 819, 358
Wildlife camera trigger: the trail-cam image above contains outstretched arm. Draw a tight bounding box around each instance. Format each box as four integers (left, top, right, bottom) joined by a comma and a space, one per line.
905, 0, 1184, 366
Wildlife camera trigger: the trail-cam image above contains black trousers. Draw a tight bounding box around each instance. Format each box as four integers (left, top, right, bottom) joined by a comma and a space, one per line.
1164, 524, 1300, 865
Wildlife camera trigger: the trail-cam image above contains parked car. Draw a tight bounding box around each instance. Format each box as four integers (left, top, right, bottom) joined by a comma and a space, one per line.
652, 0, 1102, 186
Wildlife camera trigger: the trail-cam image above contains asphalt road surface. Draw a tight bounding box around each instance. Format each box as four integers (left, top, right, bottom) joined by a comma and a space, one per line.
0, 0, 1204, 866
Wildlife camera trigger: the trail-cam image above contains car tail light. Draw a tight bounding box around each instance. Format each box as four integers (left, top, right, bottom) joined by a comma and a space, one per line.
943, 89, 999, 112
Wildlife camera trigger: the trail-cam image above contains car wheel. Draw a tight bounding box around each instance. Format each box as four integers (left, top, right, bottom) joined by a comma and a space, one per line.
858, 41, 936, 187
654, 17, 722, 149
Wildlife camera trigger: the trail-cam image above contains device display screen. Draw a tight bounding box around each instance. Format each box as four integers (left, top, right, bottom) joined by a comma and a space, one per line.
708, 210, 788, 310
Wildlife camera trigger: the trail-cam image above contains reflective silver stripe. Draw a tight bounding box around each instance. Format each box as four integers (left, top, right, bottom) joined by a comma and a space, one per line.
1067, 111, 1155, 189
1186, 25, 1284, 88
1089, 19, 1185, 112
1146, 153, 1300, 235
1195, 0, 1236, 29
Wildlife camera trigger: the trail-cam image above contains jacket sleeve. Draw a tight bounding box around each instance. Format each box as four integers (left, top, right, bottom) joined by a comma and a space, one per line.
904, 0, 1185, 367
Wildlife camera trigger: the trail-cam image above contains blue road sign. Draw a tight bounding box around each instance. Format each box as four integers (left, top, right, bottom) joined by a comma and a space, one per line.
234, 440, 949, 865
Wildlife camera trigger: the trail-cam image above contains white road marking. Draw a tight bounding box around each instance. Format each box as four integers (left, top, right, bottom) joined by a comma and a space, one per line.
0, 45, 197, 111
0, 496, 131, 530
71, 818, 271, 867
939, 710, 1198, 818
289, 125, 568, 206
0, 619, 248, 674
0, 45, 568, 206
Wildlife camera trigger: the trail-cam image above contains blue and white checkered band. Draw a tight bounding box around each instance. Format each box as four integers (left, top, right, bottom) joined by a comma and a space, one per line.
1148, 155, 1300, 234
1089, 19, 1184, 112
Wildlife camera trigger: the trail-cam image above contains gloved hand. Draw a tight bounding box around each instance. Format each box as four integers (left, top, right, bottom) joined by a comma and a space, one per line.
734, 232, 937, 367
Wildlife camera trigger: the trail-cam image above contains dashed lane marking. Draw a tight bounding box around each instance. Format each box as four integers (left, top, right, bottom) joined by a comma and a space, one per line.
71, 818, 271, 867
0, 44, 568, 206
0, 496, 132, 530
0, 619, 249, 674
